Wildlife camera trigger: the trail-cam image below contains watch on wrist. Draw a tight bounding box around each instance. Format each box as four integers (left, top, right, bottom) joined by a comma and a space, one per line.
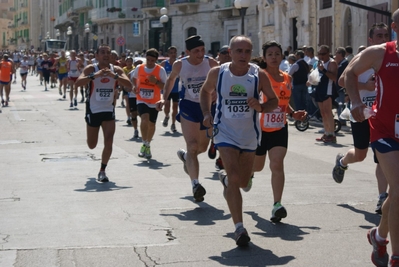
114, 73, 119, 80
88, 72, 95, 80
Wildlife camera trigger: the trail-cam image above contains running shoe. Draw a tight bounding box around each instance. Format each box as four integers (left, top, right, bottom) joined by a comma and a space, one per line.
242, 175, 253, 192
270, 202, 287, 223
133, 129, 139, 139
316, 134, 327, 142
332, 153, 347, 183
126, 118, 132, 125
390, 256, 399, 267
97, 171, 109, 183
367, 227, 389, 267
145, 146, 152, 159
1, 99, 4, 107
235, 226, 250, 247
177, 149, 188, 174
74, 98, 77, 107
171, 123, 177, 133
138, 144, 146, 158
69, 102, 73, 108
375, 192, 388, 215
323, 135, 337, 143
80, 98, 85, 103
163, 116, 169, 127
208, 141, 216, 159
215, 157, 224, 170
192, 183, 206, 202
218, 170, 227, 199
45, 87, 48, 91
63, 94, 66, 99
5, 101, 8, 107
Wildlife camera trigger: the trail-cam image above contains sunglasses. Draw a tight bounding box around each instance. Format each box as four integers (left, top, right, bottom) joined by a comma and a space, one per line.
318, 52, 328, 56
220, 51, 229, 55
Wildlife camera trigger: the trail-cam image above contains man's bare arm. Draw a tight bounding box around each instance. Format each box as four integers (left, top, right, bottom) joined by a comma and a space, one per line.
200, 67, 219, 128
162, 60, 182, 100
253, 70, 278, 113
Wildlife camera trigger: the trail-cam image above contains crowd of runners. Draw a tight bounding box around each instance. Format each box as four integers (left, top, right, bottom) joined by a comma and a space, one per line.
1, 9, 399, 265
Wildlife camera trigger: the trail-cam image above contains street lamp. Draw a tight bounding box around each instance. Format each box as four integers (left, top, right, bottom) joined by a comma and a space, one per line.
67, 26, 72, 50
55, 29, 60, 40
46, 31, 50, 39
85, 23, 90, 51
234, 0, 250, 35
160, 7, 169, 55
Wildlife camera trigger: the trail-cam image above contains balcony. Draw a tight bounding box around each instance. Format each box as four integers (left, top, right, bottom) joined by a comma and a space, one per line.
89, 7, 143, 23
170, 0, 199, 12
73, 0, 94, 12
20, 2, 28, 9
55, 11, 74, 29
9, 7, 15, 12
141, 0, 165, 16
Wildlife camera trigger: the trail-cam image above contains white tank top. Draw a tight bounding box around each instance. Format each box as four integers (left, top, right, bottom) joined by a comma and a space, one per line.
68, 60, 80, 77
20, 60, 29, 74
179, 56, 211, 103
87, 64, 116, 113
349, 68, 376, 122
213, 62, 261, 150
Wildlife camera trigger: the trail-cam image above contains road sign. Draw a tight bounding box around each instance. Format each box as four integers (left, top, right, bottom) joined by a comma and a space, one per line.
116, 36, 125, 46
92, 35, 98, 41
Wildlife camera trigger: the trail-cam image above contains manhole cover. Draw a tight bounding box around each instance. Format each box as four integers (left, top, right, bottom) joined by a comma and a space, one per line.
0, 140, 21, 145
41, 152, 96, 162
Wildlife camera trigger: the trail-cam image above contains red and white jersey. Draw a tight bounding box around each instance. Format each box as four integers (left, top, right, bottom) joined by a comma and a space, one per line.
87, 64, 117, 114
370, 41, 399, 142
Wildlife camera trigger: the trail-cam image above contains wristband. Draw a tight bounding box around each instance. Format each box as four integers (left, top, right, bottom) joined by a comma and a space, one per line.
88, 72, 95, 80
114, 73, 119, 80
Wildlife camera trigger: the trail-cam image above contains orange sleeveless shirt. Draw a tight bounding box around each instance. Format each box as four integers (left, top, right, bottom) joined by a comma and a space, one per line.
0, 61, 12, 82
260, 70, 292, 132
136, 64, 162, 104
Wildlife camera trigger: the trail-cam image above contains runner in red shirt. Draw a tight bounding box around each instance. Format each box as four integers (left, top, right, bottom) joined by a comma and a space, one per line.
345, 9, 399, 267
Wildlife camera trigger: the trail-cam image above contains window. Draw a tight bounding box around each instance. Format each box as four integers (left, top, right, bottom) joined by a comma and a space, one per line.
320, 0, 332, 9
187, 27, 197, 38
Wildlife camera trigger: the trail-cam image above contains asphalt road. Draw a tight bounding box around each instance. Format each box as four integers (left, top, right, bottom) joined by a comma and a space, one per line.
0, 73, 382, 266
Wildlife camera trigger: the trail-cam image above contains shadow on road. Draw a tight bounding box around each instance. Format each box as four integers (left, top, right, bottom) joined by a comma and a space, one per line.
74, 177, 132, 192
134, 159, 171, 170
161, 131, 183, 137
337, 203, 381, 229
209, 243, 295, 266
161, 198, 231, 225
245, 211, 320, 241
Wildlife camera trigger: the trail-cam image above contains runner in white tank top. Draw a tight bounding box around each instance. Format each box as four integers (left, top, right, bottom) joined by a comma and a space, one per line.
200, 36, 278, 247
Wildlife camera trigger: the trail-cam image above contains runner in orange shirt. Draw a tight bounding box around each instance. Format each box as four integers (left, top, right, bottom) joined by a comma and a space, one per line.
251, 41, 306, 223
0, 54, 13, 107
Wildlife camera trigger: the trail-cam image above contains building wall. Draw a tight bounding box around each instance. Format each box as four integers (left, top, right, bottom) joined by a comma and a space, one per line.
258, 0, 393, 56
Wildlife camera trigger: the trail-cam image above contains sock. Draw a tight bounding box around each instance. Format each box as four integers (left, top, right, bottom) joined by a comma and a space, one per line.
183, 151, 187, 161
339, 158, 347, 168
223, 176, 228, 187
100, 163, 107, 171
191, 179, 199, 188
235, 222, 243, 231
376, 227, 387, 242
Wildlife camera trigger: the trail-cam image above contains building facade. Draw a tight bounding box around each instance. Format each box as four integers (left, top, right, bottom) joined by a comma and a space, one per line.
258, 0, 396, 56
3, 0, 399, 55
